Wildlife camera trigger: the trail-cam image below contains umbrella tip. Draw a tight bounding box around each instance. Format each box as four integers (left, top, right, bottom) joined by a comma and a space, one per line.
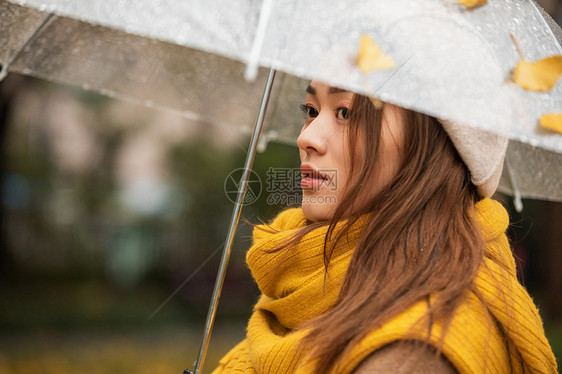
0, 65, 7, 82
244, 64, 259, 81
513, 194, 523, 213
257, 130, 279, 153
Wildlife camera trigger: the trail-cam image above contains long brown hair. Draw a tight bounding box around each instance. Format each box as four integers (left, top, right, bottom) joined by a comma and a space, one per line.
268, 94, 486, 371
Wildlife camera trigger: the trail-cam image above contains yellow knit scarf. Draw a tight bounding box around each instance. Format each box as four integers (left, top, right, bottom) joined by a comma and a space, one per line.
212, 199, 557, 374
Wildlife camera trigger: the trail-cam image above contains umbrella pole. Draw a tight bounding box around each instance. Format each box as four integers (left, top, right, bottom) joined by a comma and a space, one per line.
188, 67, 277, 374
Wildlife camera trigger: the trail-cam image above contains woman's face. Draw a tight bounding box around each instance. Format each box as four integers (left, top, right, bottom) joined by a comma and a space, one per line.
297, 80, 405, 222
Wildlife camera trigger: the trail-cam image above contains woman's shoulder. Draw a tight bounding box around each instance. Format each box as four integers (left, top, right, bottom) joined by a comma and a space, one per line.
352, 340, 458, 374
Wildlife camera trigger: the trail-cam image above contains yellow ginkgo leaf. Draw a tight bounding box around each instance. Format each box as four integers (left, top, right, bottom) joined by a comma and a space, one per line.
357, 34, 394, 74
458, 0, 487, 7
513, 56, 562, 92
369, 97, 384, 109
539, 113, 562, 134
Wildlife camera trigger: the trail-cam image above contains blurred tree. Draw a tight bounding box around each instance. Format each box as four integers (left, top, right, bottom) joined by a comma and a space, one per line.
0, 74, 25, 279
510, 199, 562, 321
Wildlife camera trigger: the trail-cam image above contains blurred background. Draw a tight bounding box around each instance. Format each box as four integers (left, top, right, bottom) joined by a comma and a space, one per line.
1, 1, 561, 373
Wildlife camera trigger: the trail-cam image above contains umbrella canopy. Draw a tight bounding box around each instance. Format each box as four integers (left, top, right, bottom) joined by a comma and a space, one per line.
0, 0, 274, 146
261, 0, 562, 205
2, 0, 562, 203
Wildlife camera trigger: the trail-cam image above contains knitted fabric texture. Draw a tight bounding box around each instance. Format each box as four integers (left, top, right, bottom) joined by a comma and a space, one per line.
439, 119, 508, 198
212, 199, 557, 374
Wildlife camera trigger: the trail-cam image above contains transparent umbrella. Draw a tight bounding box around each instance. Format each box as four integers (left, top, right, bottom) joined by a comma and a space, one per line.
0, 0, 277, 145
258, 0, 562, 208
2, 0, 560, 203
1, 0, 561, 373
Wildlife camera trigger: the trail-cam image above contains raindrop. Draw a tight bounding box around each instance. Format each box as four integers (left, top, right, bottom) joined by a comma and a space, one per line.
182, 110, 200, 121
144, 100, 154, 107
82, 83, 91, 90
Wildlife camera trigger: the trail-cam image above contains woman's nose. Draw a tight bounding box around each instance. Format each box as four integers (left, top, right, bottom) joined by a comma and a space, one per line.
297, 119, 328, 155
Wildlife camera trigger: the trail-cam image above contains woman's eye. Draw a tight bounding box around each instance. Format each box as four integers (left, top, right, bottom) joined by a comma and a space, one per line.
336, 107, 352, 120
300, 104, 319, 119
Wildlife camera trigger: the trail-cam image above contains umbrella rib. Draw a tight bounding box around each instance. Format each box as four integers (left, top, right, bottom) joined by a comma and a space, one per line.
307, 51, 417, 150
244, 0, 274, 81
0, 12, 54, 81
371, 51, 417, 97
528, 0, 562, 54
145, 243, 223, 323
504, 156, 524, 212
147, 55, 247, 152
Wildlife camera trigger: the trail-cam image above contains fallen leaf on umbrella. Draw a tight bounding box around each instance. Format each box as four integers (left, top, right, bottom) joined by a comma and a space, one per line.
442, 0, 487, 8
457, 0, 487, 7
513, 56, 562, 91
357, 34, 394, 74
511, 33, 562, 92
539, 113, 562, 134
370, 97, 384, 109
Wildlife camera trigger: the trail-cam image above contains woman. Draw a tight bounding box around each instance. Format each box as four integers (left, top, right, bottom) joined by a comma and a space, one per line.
212, 81, 557, 373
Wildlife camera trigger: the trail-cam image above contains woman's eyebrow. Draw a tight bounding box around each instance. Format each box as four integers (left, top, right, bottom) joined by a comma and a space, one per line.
305, 85, 349, 95
328, 87, 348, 94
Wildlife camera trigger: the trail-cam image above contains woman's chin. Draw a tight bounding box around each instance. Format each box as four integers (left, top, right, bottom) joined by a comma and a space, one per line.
301, 197, 336, 223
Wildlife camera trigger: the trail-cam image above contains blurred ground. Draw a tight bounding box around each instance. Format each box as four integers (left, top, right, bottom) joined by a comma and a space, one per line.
0, 326, 243, 374
0, 279, 249, 374
0, 230, 560, 372
0, 308, 560, 374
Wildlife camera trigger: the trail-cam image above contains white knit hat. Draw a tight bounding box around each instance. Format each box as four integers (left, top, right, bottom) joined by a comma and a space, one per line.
438, 119, 508, 198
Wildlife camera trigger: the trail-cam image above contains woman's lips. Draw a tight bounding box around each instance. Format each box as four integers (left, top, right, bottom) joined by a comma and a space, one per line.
300, 164, 327, 189
300, 176, 325, 189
